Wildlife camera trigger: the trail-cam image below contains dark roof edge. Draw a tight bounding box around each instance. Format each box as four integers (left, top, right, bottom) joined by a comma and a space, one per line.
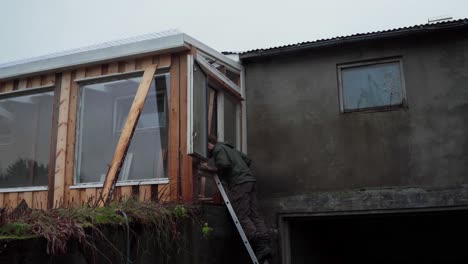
240, 19, 468, 60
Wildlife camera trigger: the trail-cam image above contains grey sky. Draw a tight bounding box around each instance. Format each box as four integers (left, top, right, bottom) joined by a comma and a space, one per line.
1, 0, 467, 63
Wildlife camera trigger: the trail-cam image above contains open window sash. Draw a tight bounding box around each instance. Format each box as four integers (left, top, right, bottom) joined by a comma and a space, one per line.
187, 55, 208, 159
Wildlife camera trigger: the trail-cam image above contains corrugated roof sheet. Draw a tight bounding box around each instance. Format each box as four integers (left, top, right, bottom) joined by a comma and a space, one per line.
239, 18, 468, 59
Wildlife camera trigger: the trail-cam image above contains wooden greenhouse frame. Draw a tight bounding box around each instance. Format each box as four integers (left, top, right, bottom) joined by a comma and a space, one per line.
0, 32, 245, 209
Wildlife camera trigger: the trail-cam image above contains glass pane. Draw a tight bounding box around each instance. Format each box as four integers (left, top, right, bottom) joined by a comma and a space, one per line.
341, 62, 403, 111
77, 74, 169, 183
192, 62, 208, 158
0, 91, 54, 188
224, 92, 239, 148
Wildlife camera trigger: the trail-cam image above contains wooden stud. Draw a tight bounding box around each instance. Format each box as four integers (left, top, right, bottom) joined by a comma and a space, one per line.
33, 191, 48, 209
120, 186, 132, 200
208, 90, 216, 133
23, 192, 33, 207
65, 69, 85, 207
53, 71, 72, 208
158, 184, 170, 203
18, 192, 24, 205
86, 188, 96, 205
80, 189, 87, 206
124, 59, 136, 72
0, 194, 4, 208
112, 187, 122, 202
136, 57, 153, 70
8, 193, 19, 208
69, 188, 80, 207
41, 74, 55, 86
108, 62, 119, 74
168, 55, 180, 202
139, 185, 151, 202
97, 64, 158, 206
2, 81, 14, 92
159, 54, 171, 68
85, 65, 102, 77
18, 79, 28, 90
30, 76, 42, 88
152, 55, 160, 65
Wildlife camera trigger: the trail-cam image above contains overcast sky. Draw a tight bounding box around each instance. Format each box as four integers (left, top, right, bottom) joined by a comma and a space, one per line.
1, 0, 467, 63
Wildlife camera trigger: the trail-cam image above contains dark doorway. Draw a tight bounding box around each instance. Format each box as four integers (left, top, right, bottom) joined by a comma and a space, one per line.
288, 209, 468, 264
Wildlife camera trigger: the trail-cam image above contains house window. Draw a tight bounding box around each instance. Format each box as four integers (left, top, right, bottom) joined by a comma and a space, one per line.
338, 59, 406, 113
76, 73, 169, 184
0, 90, 54, 188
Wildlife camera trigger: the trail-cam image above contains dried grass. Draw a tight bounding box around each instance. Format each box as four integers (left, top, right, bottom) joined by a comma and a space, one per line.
0, 198, 195, 255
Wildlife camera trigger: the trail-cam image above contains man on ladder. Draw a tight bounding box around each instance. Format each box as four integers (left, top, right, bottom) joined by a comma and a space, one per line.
208, 135, 272, 263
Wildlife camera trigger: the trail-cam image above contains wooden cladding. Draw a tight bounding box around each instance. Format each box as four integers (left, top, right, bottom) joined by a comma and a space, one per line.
0, 54, 175, 210
56, 54, 172, 208
0, 50, 226, 209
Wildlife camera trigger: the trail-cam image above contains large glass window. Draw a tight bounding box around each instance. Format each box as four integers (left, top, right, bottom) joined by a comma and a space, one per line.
339, 59, 405, 112
76, 74, 169, 184
0, 91, 54, 188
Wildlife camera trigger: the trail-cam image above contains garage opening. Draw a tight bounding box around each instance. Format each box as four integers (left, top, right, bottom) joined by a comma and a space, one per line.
285, 209, 468, 264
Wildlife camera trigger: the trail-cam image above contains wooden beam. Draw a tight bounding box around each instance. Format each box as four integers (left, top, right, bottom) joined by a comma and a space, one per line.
47, 74, 60, 209
139, 185, 151, 201
65, 69, 85, 207
208, 90, 215, 134
168, 55, 180, 202
158, 184, 170, 202
195, 55, 243, 100
18, 79, 28, 90
23, 192, 33, 207
97, 64, 158, 207
120, 186, 132, 200
53, 71, 72, 208
2, 81, 14, 92
30, 76, 42, 88
159, 54, 171, 68
41, 74, 55, 86
108, 62, 119, 74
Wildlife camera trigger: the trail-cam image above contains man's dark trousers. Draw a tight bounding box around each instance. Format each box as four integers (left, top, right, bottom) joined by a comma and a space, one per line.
229, 182, 269, 243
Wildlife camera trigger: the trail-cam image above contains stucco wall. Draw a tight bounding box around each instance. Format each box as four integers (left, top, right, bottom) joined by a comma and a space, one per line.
244, 30, 468, 214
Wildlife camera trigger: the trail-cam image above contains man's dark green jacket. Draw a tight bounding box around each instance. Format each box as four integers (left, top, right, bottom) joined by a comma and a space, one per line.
212, 142, 256, 187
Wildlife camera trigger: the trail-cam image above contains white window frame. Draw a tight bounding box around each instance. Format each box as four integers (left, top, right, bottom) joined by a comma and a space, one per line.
337, 58, 407, 113
74, 72, 170, 186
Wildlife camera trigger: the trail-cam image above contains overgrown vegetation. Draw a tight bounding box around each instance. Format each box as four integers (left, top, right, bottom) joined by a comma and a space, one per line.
0, 199, 195, 256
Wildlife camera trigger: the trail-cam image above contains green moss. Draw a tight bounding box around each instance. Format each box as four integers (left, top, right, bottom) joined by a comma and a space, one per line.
0, 198, 196, 254
0, 223, 32, 236
0, 234, 38, 240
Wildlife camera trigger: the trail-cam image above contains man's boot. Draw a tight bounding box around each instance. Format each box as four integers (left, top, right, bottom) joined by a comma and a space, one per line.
252, 238, 272, 263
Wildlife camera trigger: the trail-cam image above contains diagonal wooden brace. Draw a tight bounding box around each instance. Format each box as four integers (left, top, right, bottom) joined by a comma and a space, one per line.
96, 64, 158, 207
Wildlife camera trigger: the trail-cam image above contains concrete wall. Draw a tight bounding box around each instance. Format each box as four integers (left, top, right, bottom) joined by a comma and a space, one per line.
243, 30, 468, 221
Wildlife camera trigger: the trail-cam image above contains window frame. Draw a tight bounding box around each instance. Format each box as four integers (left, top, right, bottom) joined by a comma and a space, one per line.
0, 84, 56, 191
337, 57, 407, 114
74, 71, 170, 186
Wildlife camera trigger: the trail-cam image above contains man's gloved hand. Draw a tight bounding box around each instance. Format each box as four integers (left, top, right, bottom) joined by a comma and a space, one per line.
200, 162, 217, 172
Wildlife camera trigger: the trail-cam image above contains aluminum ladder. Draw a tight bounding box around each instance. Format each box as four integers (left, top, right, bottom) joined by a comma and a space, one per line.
214, 174, 268, 264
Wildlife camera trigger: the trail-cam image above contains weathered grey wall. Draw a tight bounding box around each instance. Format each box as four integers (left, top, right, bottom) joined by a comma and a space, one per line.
243, 30, 468, 220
